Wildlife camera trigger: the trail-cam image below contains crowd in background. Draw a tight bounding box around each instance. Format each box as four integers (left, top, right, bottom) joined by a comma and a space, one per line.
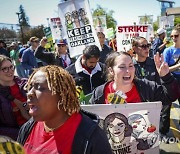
0, 23, 179, 153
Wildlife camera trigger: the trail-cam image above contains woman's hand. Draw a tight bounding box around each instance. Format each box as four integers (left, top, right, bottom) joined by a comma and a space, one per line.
154, 52, 169, 77
14, 99, 31, 120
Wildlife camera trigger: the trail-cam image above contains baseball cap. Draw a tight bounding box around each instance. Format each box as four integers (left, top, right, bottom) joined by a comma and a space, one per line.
10, 42, 17, 47
157, 28, 166, 35
56, 39, 67, 45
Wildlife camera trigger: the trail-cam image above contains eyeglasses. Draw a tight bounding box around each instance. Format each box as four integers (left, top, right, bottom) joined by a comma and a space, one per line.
138, 44, 150, 49
0, 65, 15, 73
170, 34, 179, 38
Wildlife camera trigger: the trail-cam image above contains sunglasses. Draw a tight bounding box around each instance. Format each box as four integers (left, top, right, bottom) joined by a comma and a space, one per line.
57, 44, 66, 47
138, 44, 150, 49
170, 34, 179, 38
32, 41, 39, 43
0, 65, 15, 73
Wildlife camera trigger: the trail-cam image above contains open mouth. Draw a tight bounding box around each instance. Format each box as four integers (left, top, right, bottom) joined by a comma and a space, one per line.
29, 105, 38, 115
114, 131, 122, 135
123, 76, 131, 80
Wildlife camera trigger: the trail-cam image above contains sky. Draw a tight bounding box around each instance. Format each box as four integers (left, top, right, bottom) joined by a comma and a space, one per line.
0, 0, 180, 27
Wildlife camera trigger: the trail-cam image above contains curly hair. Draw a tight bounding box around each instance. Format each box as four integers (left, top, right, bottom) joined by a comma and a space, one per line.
24, 65, 80, 115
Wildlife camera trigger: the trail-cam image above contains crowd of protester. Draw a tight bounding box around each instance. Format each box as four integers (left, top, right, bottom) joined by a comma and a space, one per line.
0, 24, 179, 153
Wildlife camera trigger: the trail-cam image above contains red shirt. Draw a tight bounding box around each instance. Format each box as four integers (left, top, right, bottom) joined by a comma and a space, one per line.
104, 81, 141, 104
10, 83, 27, 125
82, 64, 92, 74
24, 113, 82, 154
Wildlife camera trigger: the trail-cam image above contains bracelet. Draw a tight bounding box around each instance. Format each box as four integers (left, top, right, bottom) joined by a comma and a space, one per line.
23, 102, 27, 107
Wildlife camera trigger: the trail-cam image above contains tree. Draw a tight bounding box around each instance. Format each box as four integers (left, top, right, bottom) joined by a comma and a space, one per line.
18, 5, 30, 27
92, 5, 117, 31
174, 16, 180, 26
0, 28, 17, 39
17, 5, 30, 43
23, 25, 45, 44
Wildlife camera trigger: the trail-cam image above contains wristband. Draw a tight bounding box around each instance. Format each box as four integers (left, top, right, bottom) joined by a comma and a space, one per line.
23, 102, 27, 107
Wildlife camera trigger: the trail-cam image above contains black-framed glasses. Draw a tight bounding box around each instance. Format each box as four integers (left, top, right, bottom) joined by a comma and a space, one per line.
170, 34, 179, 38
138, 44, 150, 49
0, 65, 15, 73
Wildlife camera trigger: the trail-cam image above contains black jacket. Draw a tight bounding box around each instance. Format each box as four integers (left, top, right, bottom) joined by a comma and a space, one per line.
99, 44, 113, 64
89, 73, 179, 105
35, 46, 73, 68
66, 58, 106, 95
17, 110, 112, 154
134, 57, 161, 84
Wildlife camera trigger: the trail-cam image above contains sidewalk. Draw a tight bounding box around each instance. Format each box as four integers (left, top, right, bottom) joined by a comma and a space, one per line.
159, 100, 180, 154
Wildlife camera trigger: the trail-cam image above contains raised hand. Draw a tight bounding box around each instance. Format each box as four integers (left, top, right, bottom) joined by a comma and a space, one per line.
40, 37, 47, 48
154, 52, 169, 77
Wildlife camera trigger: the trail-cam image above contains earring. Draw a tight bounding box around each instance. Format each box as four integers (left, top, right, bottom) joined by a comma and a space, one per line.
57, 100, 61, 111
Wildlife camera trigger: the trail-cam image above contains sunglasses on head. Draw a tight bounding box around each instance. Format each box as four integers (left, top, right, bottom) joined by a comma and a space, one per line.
138, 44, 150, 49
0, 65, 15, 73
170, 34, 179, 38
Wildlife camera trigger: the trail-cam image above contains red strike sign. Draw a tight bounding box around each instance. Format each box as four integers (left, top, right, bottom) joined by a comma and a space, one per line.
118, 26, 148, 33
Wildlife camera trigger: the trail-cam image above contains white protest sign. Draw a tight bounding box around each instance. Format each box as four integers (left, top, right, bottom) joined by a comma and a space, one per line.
49, 17, 63, 40
82, 102, 162, 154
58, 0, 101, 58
116, 25, 153, 51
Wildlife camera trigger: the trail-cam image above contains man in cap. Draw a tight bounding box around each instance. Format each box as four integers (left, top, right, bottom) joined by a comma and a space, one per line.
152, 28, 169, 55
35, 38, 72, 68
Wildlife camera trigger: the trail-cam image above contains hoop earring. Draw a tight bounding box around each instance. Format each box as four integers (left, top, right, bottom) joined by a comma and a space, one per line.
57, 100, 61, 111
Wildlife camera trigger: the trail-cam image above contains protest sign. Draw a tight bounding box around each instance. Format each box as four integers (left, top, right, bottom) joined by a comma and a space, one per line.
159, 15, 174, 29
82, 102, 161, 154
43, 27, 54, 51
116, 25, 153, 51
58, 0, 101, 58
93, 15, 107, 36
49, 17, 63, 40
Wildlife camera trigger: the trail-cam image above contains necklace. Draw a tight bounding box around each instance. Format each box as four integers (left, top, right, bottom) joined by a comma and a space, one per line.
110, 136, 125, 144
43, 122, 63, 132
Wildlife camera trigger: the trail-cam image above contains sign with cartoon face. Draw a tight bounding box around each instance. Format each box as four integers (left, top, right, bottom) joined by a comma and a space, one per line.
58, 0, 101, 58
81, 102, 161, 154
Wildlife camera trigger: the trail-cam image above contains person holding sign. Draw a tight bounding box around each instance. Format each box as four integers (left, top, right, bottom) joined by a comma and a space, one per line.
89, 51, 179, 105
17, 65, 112, 154
35, 38, 73, 68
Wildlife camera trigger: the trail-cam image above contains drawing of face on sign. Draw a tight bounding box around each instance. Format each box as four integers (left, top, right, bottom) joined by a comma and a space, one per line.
128, 113, 158, 150
78, 8, 89, 26
103, 112, 138, 152
72, 10, 80, 28
65, 12, 73, 30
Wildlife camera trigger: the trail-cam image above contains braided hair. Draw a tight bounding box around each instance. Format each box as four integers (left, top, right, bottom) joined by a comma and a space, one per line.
25, 65, 80, 115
